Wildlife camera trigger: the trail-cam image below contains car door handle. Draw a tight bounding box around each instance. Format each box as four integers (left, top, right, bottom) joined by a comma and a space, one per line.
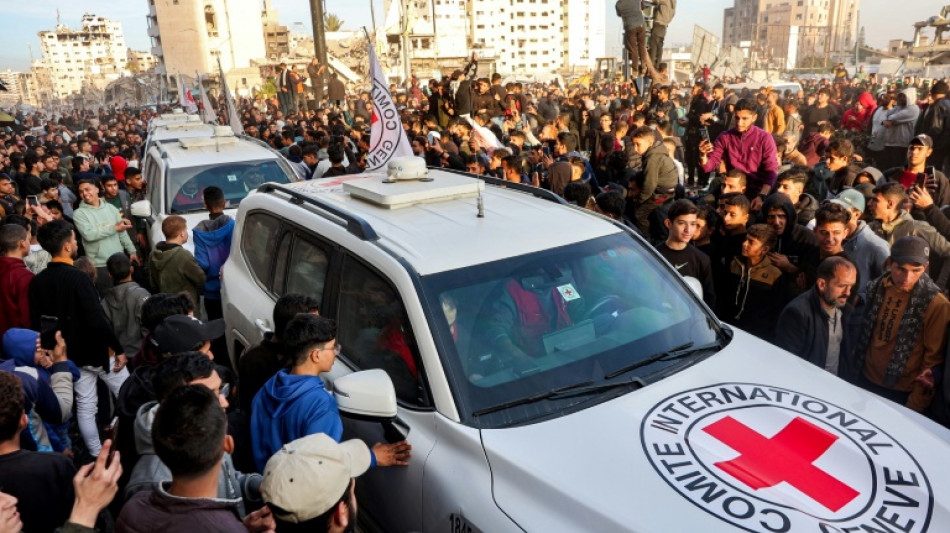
255, 319, 272, 335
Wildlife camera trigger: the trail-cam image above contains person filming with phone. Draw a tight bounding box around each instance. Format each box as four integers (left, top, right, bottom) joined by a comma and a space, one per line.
699, 98, 779, 213
883, 134, 950, 211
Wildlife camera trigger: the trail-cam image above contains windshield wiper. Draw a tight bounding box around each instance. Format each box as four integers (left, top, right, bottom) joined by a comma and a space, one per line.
604, 341, 721, 380
472, 376, 645, 418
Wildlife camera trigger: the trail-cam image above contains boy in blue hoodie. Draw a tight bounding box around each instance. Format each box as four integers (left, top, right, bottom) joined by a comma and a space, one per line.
193, 186, 234, 325
249, 314, 411, 472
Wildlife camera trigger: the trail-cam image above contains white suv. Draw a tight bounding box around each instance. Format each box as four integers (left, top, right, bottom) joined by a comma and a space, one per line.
132, 126, 298, 252
222, 166, 950, 532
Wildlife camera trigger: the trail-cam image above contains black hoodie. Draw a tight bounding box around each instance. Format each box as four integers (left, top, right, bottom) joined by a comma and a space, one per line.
761, 193, 819, 268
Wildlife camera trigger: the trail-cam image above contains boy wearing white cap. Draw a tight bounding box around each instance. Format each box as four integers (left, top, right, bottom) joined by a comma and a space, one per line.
262, 433, 371, 532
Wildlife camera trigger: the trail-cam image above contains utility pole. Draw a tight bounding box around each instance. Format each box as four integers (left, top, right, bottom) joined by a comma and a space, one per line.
400, 0, 411, 84
309, 0, 328, 96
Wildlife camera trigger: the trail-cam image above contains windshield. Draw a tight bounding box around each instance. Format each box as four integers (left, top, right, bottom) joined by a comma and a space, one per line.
166, 159, 294, 214
421, 232, 724, 428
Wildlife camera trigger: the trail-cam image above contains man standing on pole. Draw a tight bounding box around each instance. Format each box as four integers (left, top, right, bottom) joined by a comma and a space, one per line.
276, 63, 292, 116
307, 57, 326, 109
648, 0, 676, 71
616, 0, 648, 78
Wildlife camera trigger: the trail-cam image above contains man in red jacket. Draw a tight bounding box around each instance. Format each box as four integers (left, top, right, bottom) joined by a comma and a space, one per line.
0, 224, 33, 336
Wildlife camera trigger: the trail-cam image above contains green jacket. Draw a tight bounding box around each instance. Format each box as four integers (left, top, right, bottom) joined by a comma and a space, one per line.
73, 200, 136, 267
149, 242, 206, 306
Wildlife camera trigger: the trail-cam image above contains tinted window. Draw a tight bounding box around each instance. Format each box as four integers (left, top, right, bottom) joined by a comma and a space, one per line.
336, 257, 424, 406
242, 212, 282, 289
284, 237, 329, 304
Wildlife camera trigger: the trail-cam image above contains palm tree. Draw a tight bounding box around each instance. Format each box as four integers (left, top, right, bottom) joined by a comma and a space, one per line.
325, 13, 344, 32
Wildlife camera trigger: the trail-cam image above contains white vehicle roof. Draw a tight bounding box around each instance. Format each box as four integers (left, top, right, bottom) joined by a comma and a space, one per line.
146, 111, 217, 148
264, 169, 621, 275
153, 132, 283, 169
725, 81, 803, 95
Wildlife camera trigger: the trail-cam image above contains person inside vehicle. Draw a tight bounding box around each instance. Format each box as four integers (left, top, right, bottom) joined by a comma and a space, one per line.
172, 179, 203, 212
483, 264, 587, 364
242, 170, 266, 193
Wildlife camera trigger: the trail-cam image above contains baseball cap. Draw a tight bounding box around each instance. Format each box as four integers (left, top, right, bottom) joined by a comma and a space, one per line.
909, 134, 933, 148
830, 188, 866, 213
150, 314, 224, 355
262, 434, 371, 523
890, 235, 930, 265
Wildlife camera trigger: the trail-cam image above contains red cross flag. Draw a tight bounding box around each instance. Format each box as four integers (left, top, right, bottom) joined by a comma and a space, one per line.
179, 76, 198, 115
365, 35, 413, 171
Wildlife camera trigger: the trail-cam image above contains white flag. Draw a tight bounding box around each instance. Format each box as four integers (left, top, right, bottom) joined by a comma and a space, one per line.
365, 35, 413, 171
179, 75, 198, 114
464, 116, 504, 155
217, 57, 244, 135
196, 73, 216, 124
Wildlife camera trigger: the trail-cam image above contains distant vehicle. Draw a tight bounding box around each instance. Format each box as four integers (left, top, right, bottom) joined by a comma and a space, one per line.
143, 111, 216, 155
725, 81, 804, 96
131, 125, 298, 253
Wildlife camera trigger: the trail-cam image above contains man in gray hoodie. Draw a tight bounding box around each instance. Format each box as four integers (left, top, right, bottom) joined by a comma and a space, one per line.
615, 0, 647, 76
125, 352, 261, 516
102, 253, 150, 358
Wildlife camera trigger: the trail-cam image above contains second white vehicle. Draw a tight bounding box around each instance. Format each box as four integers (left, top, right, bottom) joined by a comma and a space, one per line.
132, 125, 298, 253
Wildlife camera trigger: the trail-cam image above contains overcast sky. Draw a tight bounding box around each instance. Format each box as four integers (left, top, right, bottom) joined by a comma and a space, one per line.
0, 1, 939, 72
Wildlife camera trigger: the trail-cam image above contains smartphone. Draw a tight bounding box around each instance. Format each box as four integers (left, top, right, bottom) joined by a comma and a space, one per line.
105, 416, 119, 466
27, 195, 39, 207
542, 145, 551, 157
699, 126, 711, 144
40, 315, 59, 350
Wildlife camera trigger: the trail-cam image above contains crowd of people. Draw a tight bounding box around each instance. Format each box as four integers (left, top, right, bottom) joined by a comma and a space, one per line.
1, 54, 950, 531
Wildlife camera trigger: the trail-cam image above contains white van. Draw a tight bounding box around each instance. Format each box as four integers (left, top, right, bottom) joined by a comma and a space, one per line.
222, 164, 950, 532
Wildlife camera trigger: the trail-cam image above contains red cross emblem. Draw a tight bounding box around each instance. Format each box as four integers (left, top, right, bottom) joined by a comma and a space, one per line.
564, 288, 573, 296
371, 108, 379, 125
702, 416, 860, 512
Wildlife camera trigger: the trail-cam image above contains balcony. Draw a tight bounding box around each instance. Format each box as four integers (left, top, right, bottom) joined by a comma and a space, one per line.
148, 4, 157, 17
151, 45, 164, 57
147, 25, 160, 38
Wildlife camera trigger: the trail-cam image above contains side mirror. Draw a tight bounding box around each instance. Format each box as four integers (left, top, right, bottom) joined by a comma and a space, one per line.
683, 276, 703, 299
334, 369, 397, 419
130, 200, 152, 218
334, 369, 408, 442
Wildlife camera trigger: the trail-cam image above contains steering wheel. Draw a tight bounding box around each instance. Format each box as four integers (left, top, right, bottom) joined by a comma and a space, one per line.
585, 294, 630, 334
585, 294, 627, 320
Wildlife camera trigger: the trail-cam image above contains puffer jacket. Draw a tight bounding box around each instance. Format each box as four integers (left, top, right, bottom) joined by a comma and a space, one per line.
102, 281, 150, 357
882, 88, 920, 148
126, 402, 262, 517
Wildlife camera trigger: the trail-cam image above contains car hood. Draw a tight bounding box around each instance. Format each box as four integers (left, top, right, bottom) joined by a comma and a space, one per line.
481, 329, 950, 532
